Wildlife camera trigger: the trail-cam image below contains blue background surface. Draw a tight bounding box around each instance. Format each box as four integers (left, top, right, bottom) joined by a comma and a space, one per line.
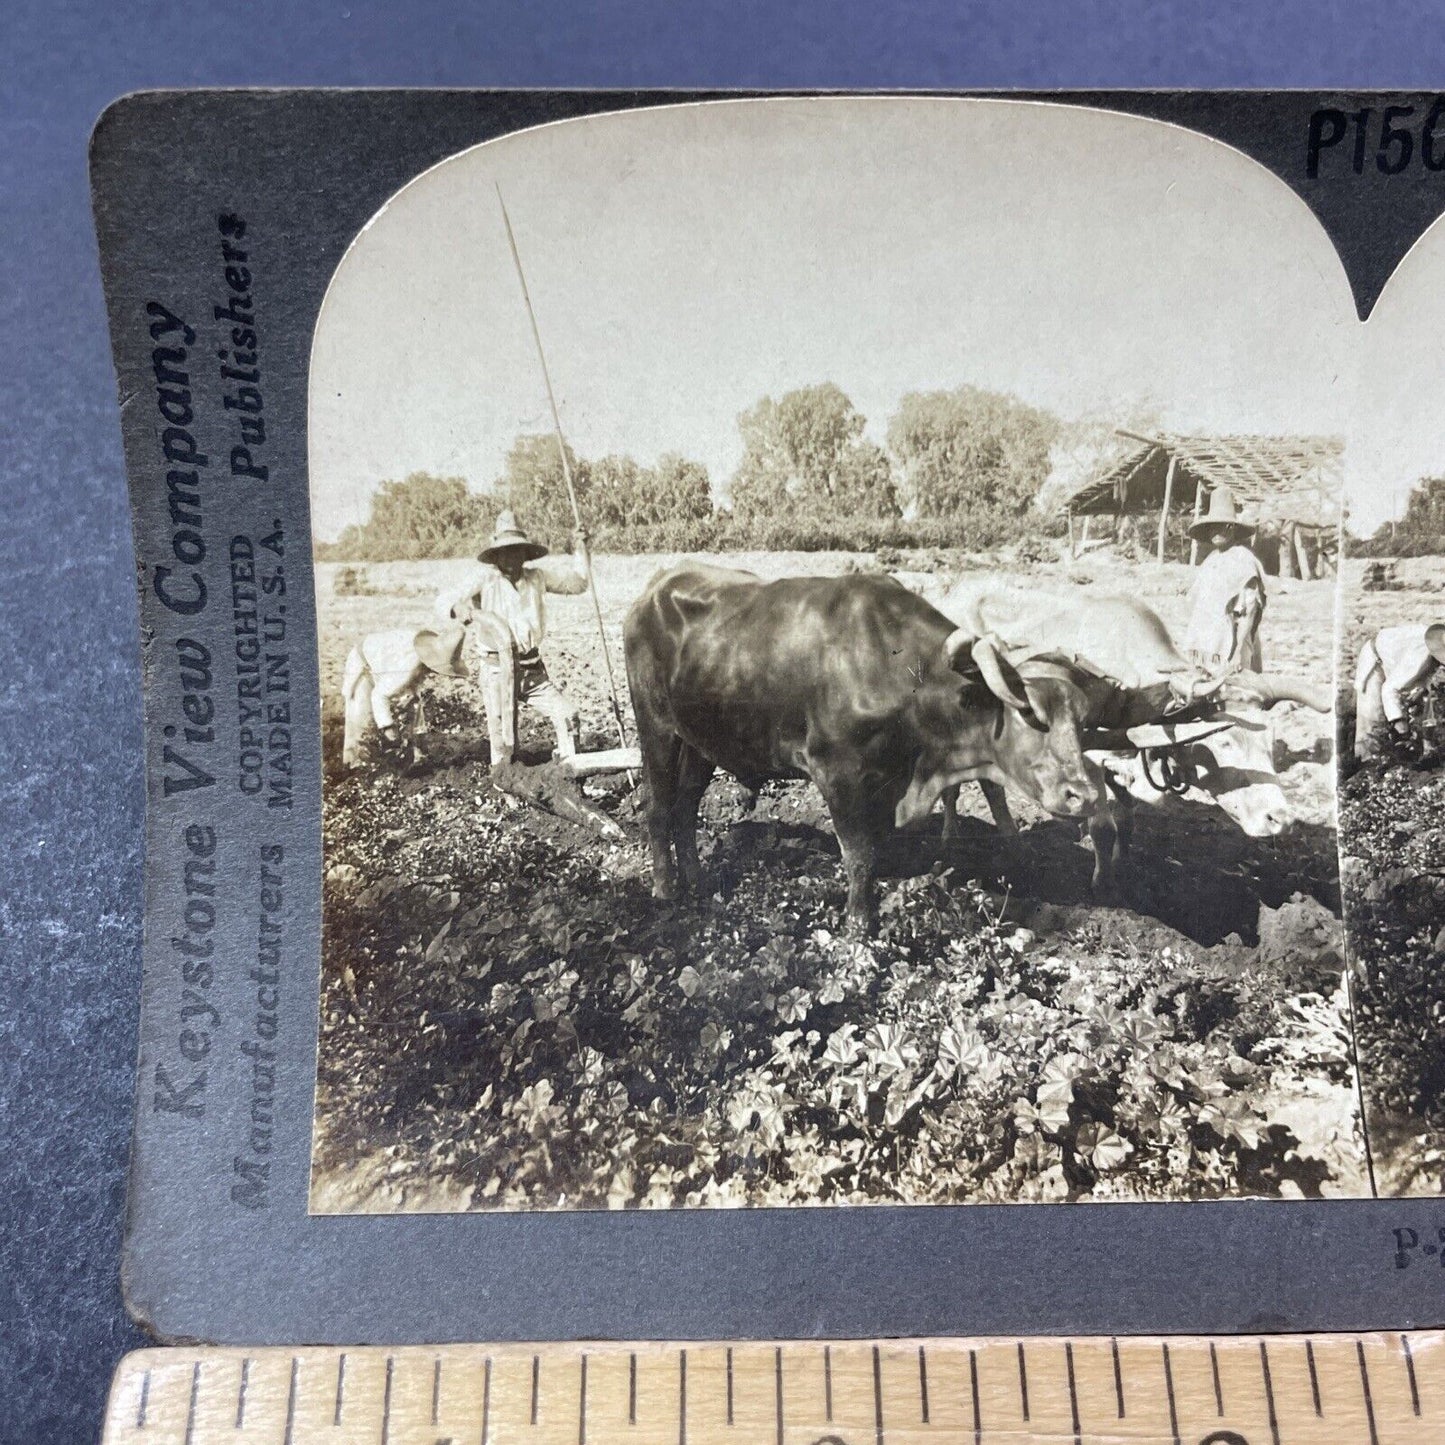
4, 3, 1445, 1440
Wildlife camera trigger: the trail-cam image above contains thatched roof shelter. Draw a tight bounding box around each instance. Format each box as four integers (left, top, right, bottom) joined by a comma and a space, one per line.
1066, 429, 1343, 567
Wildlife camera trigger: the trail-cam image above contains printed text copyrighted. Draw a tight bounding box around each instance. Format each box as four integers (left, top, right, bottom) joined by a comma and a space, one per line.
142, 213, 292, 1208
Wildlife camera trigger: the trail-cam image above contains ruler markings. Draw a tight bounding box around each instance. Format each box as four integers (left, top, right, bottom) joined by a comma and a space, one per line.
1160, 1342, 1179, 1445
578, 1353, 587, 1445
776, 1346, 785, 1445
100, 1336, 1445, 1444
182, 1361, 199, 1445
282, 1358, 298, 1445
1402, 1332, 1422, 1417
1258, 1341, 1280, 1445
969, 1348, 981, 1445
1357, 1339, 1379, 1445
381, 1356, 395, 1445
1062, 1342, 1080, 1445
480, 1357, 491, 1445
871, 1344, 883, 1445
1306, 1338, 1323, 1417
236, 1357, 250, 1430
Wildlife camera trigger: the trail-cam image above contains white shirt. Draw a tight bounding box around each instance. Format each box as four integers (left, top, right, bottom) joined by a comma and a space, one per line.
1358, 623, 1442, 722
437, 554, 587, 654
1184, 545, 1267, 667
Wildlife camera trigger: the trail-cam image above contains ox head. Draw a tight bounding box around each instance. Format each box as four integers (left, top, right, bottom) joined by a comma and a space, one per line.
895, 630, 1095, 828
1106, 670, 1330, 837
1116, 713, 1288, 837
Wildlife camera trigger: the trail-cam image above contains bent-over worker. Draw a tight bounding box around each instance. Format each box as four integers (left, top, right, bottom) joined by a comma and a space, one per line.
438, 509, 589, 765
1183, 488, 1267, 673
341, 625, 469, 769
1354, 621, 1445, 759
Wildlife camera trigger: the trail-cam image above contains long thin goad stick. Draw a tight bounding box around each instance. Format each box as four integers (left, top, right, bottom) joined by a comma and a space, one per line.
495, 184, 630, 755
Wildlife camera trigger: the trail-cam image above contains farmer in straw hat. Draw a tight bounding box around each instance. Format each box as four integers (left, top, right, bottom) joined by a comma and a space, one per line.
437, 510, 590, 765
1354, 621, 1445, 760
1183, 487, 1268, 673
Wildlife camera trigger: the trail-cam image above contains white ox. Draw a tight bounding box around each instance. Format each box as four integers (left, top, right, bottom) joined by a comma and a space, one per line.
341, 624, 470, 769
939, 579, 1330, 887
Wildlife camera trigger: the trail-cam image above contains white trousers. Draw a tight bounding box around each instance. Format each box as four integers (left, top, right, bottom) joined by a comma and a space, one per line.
481, 656, 578, 764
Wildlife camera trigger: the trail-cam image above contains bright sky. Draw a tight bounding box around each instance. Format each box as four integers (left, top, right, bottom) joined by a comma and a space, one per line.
309, 96, 1359, 543
1348, 216, 1445, 536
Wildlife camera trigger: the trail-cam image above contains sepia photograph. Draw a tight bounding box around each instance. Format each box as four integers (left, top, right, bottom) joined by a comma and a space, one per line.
1338, 213, 1445, 1199
306, 97, 1364, 1213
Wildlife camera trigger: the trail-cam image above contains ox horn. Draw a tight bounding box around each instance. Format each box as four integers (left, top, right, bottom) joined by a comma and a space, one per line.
1223, 672, 1331, 713
970, 635, 1034, 714
1157, 664, 1224, 704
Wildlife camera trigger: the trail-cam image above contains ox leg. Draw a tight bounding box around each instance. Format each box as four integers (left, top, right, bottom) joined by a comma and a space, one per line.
671, 744, 715, 896
1090, 774, 1132, 894
978, 779, 1018, 836
940, 784, 960, 842
1087, 808, 1116, 893
1112, 787, 1135, 857
835, 821, 879, 937
640, 733, 682, 901
816, 771, 887, 936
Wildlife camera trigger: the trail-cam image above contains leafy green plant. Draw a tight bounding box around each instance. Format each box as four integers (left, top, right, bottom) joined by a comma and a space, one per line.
316, 771, 1356, 1209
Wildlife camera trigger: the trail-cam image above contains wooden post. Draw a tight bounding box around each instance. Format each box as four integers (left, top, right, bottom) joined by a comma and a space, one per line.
1081, 514, 1092, 550
1279, 521, 1299, 579
1068, 511, 1077, 559
1293, 522, 1313, 580
1157, 455, 1177, 564
1189, 483, 1206, 566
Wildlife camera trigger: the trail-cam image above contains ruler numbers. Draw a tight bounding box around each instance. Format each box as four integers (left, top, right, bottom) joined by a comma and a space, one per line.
103, 1335, 1441, 1443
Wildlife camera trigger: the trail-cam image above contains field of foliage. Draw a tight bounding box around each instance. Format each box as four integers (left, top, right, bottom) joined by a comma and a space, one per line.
310, 548, 1365, 1212
1338, 557, 1445, 1195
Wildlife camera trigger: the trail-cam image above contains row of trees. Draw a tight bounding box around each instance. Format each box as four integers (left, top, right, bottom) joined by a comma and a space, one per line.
318, 382, 1061, 560
1351, 477, 1445, 557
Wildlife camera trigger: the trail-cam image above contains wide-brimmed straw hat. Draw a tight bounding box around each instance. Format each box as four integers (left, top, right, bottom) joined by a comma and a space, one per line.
412, 625, 471, 678
1427, 623, 1445, 666
1187, 488, 1256, 543
478, 509, 548, 565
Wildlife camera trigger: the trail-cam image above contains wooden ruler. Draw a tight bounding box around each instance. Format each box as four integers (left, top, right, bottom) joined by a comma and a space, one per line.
102, 1335, 1442, 1444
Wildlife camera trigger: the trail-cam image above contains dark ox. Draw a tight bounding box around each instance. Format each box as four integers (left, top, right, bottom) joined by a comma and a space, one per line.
623, 565, 1096, 934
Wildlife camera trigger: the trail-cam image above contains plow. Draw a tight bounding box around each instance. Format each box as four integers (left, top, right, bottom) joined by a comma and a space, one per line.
467, 607, 640, 839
